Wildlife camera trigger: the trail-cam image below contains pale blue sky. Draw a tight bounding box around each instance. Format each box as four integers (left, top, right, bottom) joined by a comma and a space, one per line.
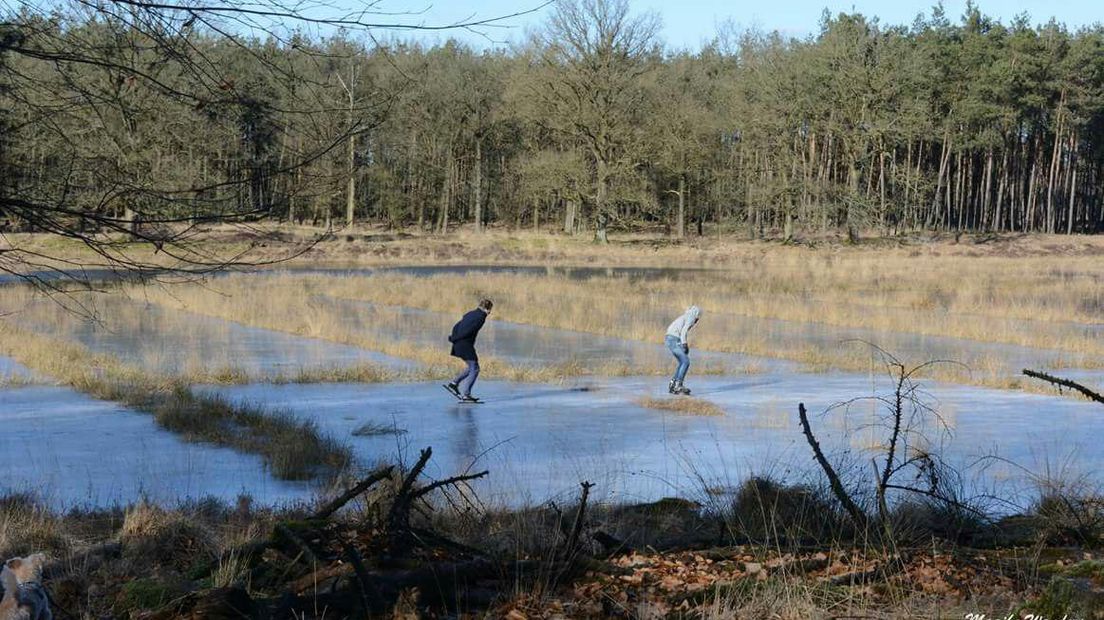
371, 1, 1102, 49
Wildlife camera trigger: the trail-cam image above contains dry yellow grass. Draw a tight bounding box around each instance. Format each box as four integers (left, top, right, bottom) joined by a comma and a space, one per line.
81, 264, 1095, 394
9, 231, 1104, 394
636, 396, 726, 417
283, 251, 1104, 391
0, 495, 70, 559
315, 267, 1104, 357
112, 276, 743, 382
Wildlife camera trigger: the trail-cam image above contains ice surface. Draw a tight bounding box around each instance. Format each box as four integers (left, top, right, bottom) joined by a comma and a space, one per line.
0, 357, 37, 383
0, 385, 313, 508
202, 373, 1104, 509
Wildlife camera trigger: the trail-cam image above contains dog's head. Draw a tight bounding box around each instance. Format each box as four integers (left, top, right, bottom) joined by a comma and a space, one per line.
3, 554, 47, 585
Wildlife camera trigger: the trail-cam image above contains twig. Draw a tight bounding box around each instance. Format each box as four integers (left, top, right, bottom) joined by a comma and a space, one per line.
411, 470, 490, 500
387, 447, 433, 530
313, 465, 394, 520
1023, 369, 1104, 404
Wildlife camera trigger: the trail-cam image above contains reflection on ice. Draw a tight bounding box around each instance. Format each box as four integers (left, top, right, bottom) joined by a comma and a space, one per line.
11, 297, 412, 377
318, 297, 786, 373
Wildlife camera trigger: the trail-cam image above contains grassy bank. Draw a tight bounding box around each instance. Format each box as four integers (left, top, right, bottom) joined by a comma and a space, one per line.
0, 322, 352, 480
3, 464, 1100, 619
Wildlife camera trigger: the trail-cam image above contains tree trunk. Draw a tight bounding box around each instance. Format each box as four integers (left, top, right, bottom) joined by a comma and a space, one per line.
1047, 93, 1066, 234
437, 153, 452, 234
594, 158, 609, 244
996, 150, 1008, 232
878, 149, 887, 233
594, 211, 609, 244
676, 174, 686, 238
472, 137, 483, 233
1068, 133, 1078, 235
345, 131, 355, 227
343, 65, 357, 228
930, 131, 951, 229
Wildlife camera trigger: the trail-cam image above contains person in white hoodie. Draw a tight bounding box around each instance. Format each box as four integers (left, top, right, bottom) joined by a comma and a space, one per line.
665, 305, 701, 395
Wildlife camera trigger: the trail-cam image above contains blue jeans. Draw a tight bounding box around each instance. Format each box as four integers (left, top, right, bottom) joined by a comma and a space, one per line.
453, 360, 480, 396
666, 335, 690, 382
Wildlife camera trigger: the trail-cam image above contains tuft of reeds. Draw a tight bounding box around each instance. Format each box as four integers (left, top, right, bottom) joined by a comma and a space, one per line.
635, 396, 726, 416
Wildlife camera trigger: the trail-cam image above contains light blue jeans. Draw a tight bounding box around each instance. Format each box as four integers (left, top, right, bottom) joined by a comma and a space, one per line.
666, 335, 690, 383
452, 360, 480, 397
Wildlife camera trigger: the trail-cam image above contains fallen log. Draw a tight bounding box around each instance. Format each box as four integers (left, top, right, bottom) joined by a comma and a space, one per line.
289, 563, 354, 594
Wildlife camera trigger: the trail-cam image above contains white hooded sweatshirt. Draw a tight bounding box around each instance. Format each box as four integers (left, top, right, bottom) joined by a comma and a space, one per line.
665, 305, 702, 345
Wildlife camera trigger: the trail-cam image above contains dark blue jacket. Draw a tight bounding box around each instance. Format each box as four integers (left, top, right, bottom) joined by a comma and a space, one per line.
448, 309, 487, 361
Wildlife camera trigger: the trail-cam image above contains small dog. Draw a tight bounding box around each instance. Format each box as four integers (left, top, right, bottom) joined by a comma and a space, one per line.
0, 554, 51, 620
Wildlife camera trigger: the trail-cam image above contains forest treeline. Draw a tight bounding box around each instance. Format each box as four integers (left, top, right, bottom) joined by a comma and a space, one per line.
3, 0, 1104, 241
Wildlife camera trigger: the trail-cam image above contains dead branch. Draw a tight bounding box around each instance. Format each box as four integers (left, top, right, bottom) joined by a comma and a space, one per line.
560, 481, 595, 559
386, 447, 434, 530
798, 403, 869, 531
592, 530, 632, 556
1023, 369, 1104, 404
313, 465, 394, 520
408, 527, 486, 558
411, 470, 490, 500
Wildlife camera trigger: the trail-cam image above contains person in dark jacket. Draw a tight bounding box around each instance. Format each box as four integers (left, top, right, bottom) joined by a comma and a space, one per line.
444, 298, 493, 401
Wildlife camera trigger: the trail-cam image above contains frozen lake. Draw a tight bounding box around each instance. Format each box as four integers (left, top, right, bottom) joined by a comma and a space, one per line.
0, 381, 312, 508
200, 372, 1103, 510
1, 265, 1101, 510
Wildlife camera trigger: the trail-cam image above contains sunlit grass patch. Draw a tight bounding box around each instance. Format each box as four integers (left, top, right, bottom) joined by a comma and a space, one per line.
279, 363, 402, 384
636, 396, 726, 416
0, 493, 71, 559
